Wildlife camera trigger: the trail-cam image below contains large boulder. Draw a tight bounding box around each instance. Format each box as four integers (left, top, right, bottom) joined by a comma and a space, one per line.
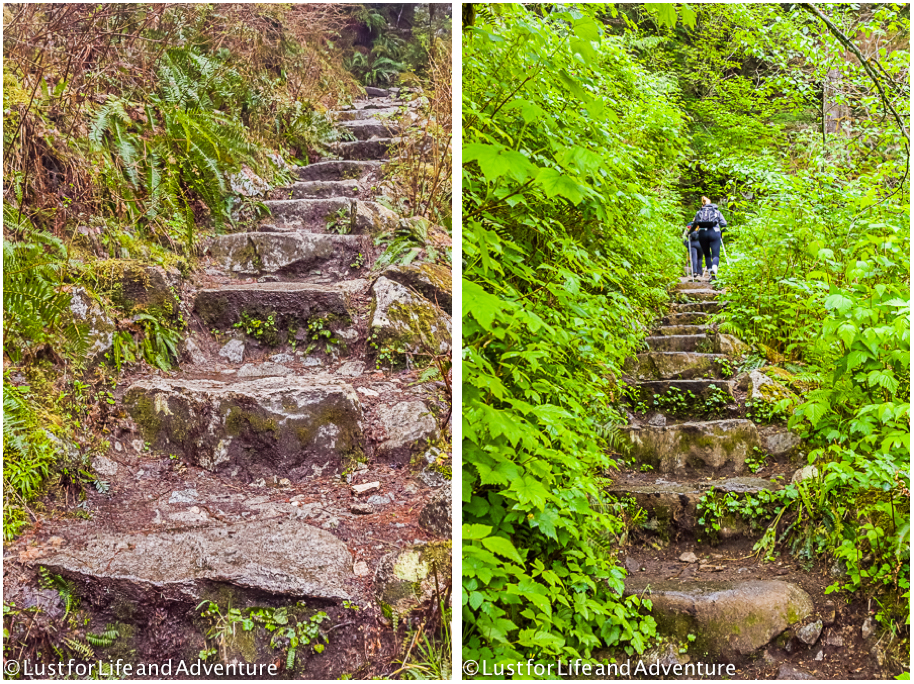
715, 333, 749, 356
748, 370, 797, 404
381, 262, 452, 312
38, 518, 355, 603
90, 260, 180, 319
620, 419, 760, 474
418, 487, 451, 537
375, 400, 438, 462
369, 277, 451, 361
124, 375, 363, 480
758, 425, 802, 458
374, 541, 451, 624
352, 201, 399, 235
623, 579, 814, 659
68, 287, 115, 359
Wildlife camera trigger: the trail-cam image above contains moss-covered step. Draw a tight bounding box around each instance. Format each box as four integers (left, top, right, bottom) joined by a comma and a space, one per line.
370, 276, 451, 360
381, 262, 452, 312
334, 107, 400, 121
623, 352, 728, 380
645, 334, 714, 353
678, 288, 718, 301
662, 311, 711, 325
194, 281, 356, 331
124, 374, 363, 479
337, 138, 395, 161
656, 324, 715, 336
608, 476, 779, 538
339, 119, 401, 140
620, 419, 759, 474
632, 378, 734, 401
87, 259, 180, 319
38, 517, 355, 604
295, 160, 380, 182
287, 179, 360, 199
622, 579, 813, 660
207, 232, 364, 278
670, 301, 722, 314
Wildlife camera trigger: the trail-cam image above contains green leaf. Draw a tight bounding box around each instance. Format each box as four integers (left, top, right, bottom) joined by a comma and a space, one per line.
481, 535, 524, 563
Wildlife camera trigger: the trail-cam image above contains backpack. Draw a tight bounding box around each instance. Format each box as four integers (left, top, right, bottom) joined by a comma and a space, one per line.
695, 204, 719, 228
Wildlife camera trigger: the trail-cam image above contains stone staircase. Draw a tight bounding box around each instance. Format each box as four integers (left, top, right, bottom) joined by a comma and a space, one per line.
612, 277, 871, 678
8, 87, 451, 678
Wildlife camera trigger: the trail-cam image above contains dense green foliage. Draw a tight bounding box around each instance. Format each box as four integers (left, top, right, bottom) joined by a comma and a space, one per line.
462, 4, 685, 664
463, 1, 909, 672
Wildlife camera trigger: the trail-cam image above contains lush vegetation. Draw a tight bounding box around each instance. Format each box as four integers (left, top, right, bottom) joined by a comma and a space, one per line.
462, 1, 909, 673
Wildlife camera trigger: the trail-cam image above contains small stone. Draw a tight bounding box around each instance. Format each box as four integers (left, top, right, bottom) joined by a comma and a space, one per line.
796, 619, 823, 645
270, 353, 295, 364
366, 494, 393, 506
870, 644, 885, 668
352, 481, 380, 495
624, 557, 641, 573
791, 465, 819, 484
777, 663, 815, 680
353, 560, 370, 576
337, 361, 365, 377
418, 487, 450, 537
829, 558, 847, 577
219, 339, 245, 364
47, 536, 65, 548
251, 478, 266, 488
679, 551, 699, 564
302, 355, 323, 367
647, 412, 667, 427
814, 650, 824, 661
861, 616, 875, 639
114, 441, 123, 452
131, 439, 145, 452
823, 631, 843, 647
350, 503, 374, 515
699, 564, 725, 572
184, 337, 208, 365
168, 489, 198, 504
821, 600, 836, 625
278, 478, 291, 487
357, 387, 380, 397
92, 455, 119, 478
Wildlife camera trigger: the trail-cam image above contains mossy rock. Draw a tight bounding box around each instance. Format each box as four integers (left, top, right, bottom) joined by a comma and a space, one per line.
381, 262, 452, 312
89, 259, 180, 319
369, 276, 451, 365
373, 541, 451, 625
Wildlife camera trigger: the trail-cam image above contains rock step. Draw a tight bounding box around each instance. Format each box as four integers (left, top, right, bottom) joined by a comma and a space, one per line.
339, 119, 401, 140
295, 160, 380, 183
194, 280, 358, 331
365, 86, 389, 97
622, 578, 814, 660
124, 374, 363, 479
336, 138, 396, 161
38, 518, 355, 604
646, 334, 714, 353
656, 324, 715, 336
207, 232, 365, 278
663, 311, 710, 325
675, 281, 712, 291
679, 289, 718, 301
623, 352, 728, 380
632, 378, 734, 401
285, 179, 360, 200
609, 476, 779, 538
334, 107, 401, 122
670, 301, 722, 314
259, 199, 398, 235
619, 419, 759, 474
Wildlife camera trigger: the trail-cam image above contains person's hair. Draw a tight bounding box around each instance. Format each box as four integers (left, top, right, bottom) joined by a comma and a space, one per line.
701, 196, 711, 205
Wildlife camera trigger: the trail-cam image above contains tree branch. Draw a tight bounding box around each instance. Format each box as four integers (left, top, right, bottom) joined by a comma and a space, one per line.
799, 3, 909, 145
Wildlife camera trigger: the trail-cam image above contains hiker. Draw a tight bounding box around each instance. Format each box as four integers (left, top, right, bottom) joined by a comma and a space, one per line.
683, 221, 704, 279
692, 196, 727, 280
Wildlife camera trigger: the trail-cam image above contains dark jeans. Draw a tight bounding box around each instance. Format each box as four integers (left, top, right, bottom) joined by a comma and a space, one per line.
699, 230, 721, 271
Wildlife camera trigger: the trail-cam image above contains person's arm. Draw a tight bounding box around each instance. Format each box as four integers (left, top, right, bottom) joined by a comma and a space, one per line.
717, 212, 727, 230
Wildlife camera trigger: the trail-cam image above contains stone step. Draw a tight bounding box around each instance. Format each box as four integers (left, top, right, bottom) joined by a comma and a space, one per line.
646, 334, 714, 353
339, 119, 401, 140
365, 86, 389, 97
623, 352, 728, 380
622, 578, 814, 660
286, 179, 360, 200
675, 280, 711, 291
679, 289, 718, 301
194, 281, 357, 331
334, 107, 401, 122
662, 312, 710, 325
336, 138, 396, 161
207, 232, 365, 278
609, 476, 779, 539
620, 419, 760, 474
125, 374, 363, 479
670, 301, 722, 314
295, 160, 380, 182
656, 324, 715, 336
260, 199, 398, 235
632, 378, 734, 402
38, 517, 355, 604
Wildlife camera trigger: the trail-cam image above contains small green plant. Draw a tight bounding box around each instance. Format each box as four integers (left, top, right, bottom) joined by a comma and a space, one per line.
234, 311, 279, 345
640, 463, 654, 473
714, 357, 735, 378
702, 384, 730, 416
745, 397, 790, 424
650, 387, 694, 415
350, 252, 365, 269
305, 316, 339, 354
745, 446, 768, 474
326, 207, 351, 235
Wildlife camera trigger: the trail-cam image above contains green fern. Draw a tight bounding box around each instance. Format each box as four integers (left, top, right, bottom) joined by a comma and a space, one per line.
86, 624, 119, 648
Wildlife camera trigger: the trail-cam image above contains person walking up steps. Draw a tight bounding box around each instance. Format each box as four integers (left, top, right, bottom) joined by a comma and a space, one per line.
693, 196, 727, 280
